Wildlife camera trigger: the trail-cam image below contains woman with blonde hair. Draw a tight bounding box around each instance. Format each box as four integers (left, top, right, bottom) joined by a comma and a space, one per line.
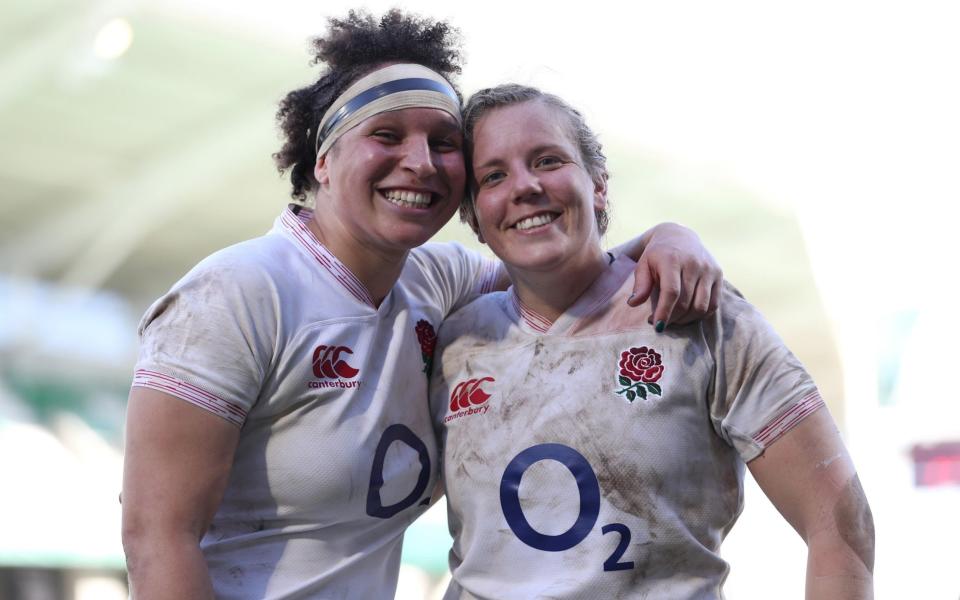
432, 84, 874, 599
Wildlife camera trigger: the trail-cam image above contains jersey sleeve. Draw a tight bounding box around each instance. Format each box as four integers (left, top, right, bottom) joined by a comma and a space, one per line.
707, 283, 825, 462
131, 252, 279, 427
407, 242, 501, 318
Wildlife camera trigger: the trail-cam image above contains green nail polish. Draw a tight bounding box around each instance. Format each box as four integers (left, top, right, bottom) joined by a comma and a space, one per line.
655, 320, 666, 333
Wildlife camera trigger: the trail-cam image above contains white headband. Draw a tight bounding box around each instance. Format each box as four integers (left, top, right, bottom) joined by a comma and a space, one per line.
314, 63, 461, 157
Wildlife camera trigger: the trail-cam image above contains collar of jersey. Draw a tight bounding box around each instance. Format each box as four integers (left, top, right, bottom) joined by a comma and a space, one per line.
509, 291, 554, 334
278, 207, 377, 307
507, 256, 635, 336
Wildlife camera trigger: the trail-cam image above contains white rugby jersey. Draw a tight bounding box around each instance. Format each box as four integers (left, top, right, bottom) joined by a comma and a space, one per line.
431, 255, 824, 599
133, 206, 498, 599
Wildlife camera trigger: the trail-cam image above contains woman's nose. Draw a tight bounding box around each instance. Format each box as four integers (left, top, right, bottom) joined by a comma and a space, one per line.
400, 137, 438, 178
510, 169, 543, 201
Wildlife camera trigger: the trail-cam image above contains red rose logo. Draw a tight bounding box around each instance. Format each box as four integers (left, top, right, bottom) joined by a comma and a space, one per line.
619, 346, 663, 383
616, 346, 664, 402
415, 320, 437, 355
415, 319, 437, 375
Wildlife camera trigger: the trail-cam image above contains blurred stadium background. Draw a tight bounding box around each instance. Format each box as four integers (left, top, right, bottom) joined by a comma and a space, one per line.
1, 0, 957, 598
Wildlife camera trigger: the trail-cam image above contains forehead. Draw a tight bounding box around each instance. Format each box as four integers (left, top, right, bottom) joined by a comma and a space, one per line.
472, 100, 576, 160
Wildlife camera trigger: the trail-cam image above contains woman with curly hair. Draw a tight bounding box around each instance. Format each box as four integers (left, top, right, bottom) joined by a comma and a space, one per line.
120, 11, 722, 599
431, 84, 874, 599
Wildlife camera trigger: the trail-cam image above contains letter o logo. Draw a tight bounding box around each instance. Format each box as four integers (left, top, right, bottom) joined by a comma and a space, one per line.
366, 425, 431, 519
499, 443, 600, 552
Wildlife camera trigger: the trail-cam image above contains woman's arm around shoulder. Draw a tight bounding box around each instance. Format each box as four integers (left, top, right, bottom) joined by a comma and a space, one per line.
610, 222, 723, 329
748, 406, 875, 599
121, 387, 240, 600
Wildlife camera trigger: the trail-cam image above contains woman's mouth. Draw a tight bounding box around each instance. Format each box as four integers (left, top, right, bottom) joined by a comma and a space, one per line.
383, 189, 433, 209
513, 212, 559, 231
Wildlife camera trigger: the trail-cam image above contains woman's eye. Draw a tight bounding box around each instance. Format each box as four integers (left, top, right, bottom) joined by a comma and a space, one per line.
372, 131, 399, 142
432, 137, 461, 152
479, 171, 505, 186
536, 156, 562, 168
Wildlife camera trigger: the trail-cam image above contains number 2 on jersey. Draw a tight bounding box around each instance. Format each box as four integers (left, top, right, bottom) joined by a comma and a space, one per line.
499, 443, 635, 572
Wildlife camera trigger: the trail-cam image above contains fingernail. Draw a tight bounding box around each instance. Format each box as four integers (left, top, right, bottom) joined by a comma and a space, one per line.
655, 320, 666, 333
627, 293, 635, 303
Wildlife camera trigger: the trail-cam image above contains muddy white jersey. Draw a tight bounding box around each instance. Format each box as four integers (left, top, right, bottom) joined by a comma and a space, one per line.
132, 206, 498, 599
431, 255, 823, 599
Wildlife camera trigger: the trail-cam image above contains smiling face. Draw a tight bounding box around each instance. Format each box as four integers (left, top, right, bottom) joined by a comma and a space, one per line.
470, 99, 607, 275
313, 106, 466, 260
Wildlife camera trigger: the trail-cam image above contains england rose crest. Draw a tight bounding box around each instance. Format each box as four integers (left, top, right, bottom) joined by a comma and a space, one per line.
415, 319, 437, 375
616, 346, 664, 402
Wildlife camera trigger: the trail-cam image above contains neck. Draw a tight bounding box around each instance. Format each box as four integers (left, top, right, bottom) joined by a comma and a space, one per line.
306, 216, 407, 307
508, 248, 609, 323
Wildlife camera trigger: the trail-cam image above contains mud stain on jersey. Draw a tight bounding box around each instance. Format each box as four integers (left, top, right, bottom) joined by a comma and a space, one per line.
561, 405, 665, 528
455, 462, 474, 483
228, 566, 244, 582
501, 397, 517, 423
544, 348, 588, 375
463, 448, 488, 469
681, 333, 704, 368
595, 461, 664, 526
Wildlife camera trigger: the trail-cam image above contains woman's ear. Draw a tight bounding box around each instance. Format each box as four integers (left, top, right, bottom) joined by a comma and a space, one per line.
592, 175, 608, 211
314, 153, 329, 187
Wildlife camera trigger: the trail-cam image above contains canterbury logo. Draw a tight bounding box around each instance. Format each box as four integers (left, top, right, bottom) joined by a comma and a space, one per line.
450, 377, 495, 412
312, 345, 359, 379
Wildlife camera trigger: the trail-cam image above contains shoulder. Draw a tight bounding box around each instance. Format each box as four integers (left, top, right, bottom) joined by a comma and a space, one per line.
196, 233, 293, 276
716, 281, 751, 315
711, 281, 778, 338
176, 233, 304, 298
140, 235, 294, 334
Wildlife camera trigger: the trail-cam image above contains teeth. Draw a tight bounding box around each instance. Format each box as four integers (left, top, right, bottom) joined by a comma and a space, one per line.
384, 190, 432, 208
514, 213, 557, 231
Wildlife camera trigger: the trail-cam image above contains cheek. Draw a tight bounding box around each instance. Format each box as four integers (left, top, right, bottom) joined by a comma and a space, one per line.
560, 176, 602, 225
438, 154, 467, 184
353, 146, 397, 179
473, 196, 501, 235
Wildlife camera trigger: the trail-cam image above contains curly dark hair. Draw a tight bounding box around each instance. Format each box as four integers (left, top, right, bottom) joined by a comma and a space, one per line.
461, 84, 610, 235
273, 9, 464, 203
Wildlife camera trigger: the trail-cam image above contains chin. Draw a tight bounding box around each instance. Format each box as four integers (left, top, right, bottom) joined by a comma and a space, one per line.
389, 228, 442, 250
502, 250, 567, 273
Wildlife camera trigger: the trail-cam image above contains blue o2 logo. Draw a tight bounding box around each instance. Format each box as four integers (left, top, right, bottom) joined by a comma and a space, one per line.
499, 443, 636, 571
366, 424, 431, 519
500, 444, 600, 551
